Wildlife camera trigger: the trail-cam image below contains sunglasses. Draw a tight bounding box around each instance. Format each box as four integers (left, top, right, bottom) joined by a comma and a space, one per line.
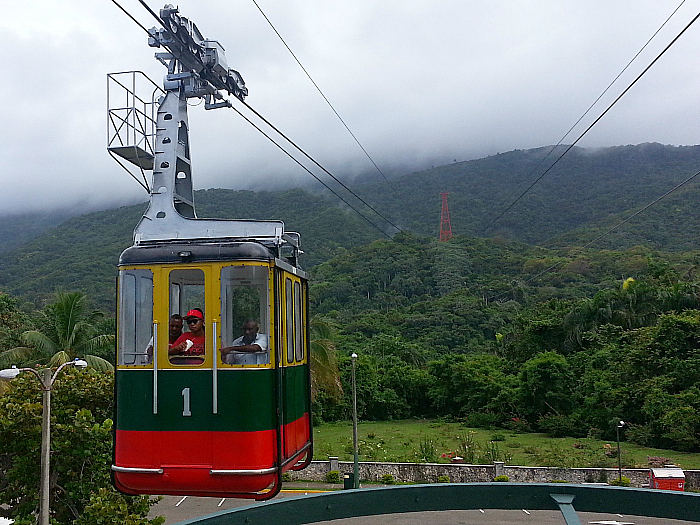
186, 318, 202, 324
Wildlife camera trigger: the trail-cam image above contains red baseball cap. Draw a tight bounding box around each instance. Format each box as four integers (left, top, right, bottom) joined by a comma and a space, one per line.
184, 309, 204, 320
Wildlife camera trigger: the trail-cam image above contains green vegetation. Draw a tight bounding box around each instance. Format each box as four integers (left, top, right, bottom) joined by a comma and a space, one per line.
0, 291, 114, 371
0, 368, 161, 524
311, 420, 700, 469
609, 476, 632, 487
325, 471, 341, 484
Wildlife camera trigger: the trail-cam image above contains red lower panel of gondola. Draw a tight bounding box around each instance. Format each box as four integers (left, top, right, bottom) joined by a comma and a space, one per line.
113, 417, 309, 497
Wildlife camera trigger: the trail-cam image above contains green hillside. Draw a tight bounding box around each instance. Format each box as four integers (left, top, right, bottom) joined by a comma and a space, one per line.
359, 142, 700, 246
2, 142, 700, 310
0, 189, 381, 310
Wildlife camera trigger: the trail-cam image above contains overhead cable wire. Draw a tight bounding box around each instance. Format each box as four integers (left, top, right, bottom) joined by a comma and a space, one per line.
110, 0, 153, 37
488, 0, 687, 225
239, 99, 404, 233
116, 0, 402, 236
251, 0, 397, 191
489, 166, 700, 303
226, 104, 393, 239
483, 7, 700, 232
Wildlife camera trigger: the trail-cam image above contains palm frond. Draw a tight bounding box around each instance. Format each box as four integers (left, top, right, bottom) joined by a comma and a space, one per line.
49, 351, 72, 367
21, 330, 58, 357
83, 354, 114, 372
0, 346, 37, 367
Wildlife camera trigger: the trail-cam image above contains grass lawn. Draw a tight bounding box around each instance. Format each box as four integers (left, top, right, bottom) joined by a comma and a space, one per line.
312, 419, 700, 470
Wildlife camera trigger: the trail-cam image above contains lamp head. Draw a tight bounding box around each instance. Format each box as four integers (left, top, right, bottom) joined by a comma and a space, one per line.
0, 365, 20, 380
618, 420, 625, 427
351, 353, 357, 359
73, 359, 88, 370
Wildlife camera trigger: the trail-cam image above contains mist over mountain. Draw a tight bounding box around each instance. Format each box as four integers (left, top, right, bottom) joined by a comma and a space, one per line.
2, 143, 700, 310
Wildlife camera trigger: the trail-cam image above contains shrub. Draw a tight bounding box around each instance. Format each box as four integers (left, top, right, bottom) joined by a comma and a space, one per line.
381, 473, 395, 484
550, 479, 569, 483
74, 489, 163, 525
463, 412, 500, 429
609, 476, 631, 487
456, 431, 477, 463
437, 475, 451, 483
418, 436, 438, 463
491, 432, 506, 442
505, 417, 531, 433
537, 413, 581, 438
587, 427, 604, 440
493, 475, 510, 482
282, 472, 292, 482
325, 470, 341, 484
647, 456, 673, 468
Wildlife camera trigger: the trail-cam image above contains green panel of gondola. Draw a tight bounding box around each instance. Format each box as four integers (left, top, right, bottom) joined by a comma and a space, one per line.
283, 364, 310, 425
116, 369, 276, 432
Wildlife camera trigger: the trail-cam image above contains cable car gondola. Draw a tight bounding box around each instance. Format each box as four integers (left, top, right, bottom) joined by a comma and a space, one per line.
109, 4, 311, 500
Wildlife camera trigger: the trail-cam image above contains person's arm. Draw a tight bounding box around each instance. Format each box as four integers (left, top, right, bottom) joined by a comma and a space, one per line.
169, 337, 192, 354
221, 343, 262, 354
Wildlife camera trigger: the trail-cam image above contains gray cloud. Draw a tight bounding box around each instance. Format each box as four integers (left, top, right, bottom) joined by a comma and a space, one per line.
1, 0, 699, 216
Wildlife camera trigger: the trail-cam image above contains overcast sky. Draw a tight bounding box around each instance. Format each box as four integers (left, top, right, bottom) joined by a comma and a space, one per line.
2, 0, 700, 216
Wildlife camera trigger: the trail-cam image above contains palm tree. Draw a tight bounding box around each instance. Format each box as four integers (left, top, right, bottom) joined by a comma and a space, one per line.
309, 316, 342, 400
0, 292, 114, 371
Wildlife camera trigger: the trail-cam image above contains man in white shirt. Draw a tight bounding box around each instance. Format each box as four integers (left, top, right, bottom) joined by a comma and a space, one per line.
221, 319, 269, 365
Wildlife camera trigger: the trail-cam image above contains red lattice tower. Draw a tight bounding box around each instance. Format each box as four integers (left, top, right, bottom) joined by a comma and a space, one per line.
439, 192, 453, 241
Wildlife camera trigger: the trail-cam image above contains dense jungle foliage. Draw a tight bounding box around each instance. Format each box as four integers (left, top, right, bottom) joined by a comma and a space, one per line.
307, 234, 700, 454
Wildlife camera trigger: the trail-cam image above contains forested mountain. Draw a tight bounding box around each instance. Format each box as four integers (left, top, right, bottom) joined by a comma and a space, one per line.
3, 143, 700, 452
0, 208, 78, 254
1, 142, 700, 310
359, 142, 700, 247
0, 189, 381, 310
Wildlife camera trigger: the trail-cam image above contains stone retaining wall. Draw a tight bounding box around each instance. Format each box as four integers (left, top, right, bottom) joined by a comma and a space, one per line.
287, 459, 700, 489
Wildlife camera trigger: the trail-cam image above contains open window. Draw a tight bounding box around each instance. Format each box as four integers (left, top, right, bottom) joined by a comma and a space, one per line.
220, 265, 270, 365
118, 269, 153, 366
168, 269, 206, 365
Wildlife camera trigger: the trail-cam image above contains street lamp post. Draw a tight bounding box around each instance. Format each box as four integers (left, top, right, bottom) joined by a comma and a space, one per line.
0, 359, 88, 525
616, 420, 625, 482
351, 352, 359, 489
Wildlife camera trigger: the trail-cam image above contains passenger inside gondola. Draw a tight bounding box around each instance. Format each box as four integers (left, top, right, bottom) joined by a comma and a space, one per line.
168, 314, 183, 344
169, 308, 205, 364
221, 319, 269, 365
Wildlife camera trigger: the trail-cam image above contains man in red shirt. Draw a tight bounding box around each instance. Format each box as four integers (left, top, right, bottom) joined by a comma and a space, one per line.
169, 308, 206, 364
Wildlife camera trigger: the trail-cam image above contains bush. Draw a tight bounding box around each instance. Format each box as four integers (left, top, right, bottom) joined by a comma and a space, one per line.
609, 476, 631, 487
537, 413, 583, 438
282, 472, 292, 482
493, 475, 510, 482
325, 470, 341, 484
74, 489, 163, 525
437, 475, 451, 483
647, 456, 673, 468
381, 473, 395, 484
417, 436, 438, 463
463, 412, 500, 429
587, 427, 604, 440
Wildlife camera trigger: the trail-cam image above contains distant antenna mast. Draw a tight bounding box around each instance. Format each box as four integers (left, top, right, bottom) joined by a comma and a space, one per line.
439, 192, 453, 242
